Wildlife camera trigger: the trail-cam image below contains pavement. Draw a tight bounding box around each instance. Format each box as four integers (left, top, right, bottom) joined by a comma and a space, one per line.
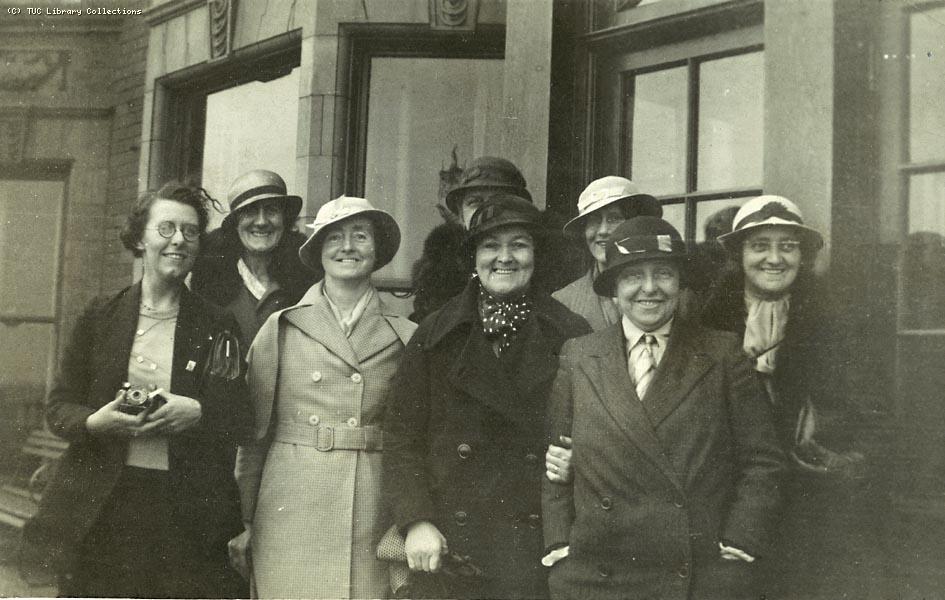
0, 527, 56, 598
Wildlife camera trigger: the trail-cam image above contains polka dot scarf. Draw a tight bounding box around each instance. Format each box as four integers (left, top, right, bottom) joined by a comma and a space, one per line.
478, 284, 532, 355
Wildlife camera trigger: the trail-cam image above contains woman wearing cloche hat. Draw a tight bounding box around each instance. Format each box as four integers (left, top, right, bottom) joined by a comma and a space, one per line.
702, 194, 865, 597
191, 169, 315, 347
230, 196, 417, 598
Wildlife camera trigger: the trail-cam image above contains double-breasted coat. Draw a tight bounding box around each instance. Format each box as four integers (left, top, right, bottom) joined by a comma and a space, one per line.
235, 282, 416, 599
542, 316, 786, 600
383, 280, 591, 599
25, 283, 253, 589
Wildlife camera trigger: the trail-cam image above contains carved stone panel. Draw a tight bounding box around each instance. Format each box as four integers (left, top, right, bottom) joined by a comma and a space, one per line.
429, 0, 478, 31
208, 0, 235, 62
0, 50, 69, 92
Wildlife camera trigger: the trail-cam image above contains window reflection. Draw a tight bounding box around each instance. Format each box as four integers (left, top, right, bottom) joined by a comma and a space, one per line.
909, 7, 945, 163
908, 172, 945, 236
625, 66, 688, 196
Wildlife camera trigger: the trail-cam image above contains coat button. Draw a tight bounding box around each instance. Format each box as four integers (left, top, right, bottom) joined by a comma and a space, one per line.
597, 564, 611, 578
677, 563, 690, 578
311, 371, 322, 383
457, 443, 472, 459
350, 372, 362, 384
600, 497, 613, 510
525, 453, 539, 464
527, 514, 541, 529
308, 414, 320, 426
673, 498, 685, 509
454, 511, 468, 526
346, 417, 358, 427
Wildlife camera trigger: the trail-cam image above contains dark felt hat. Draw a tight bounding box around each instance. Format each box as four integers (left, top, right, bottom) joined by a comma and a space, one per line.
464, 193, 542, 251
445, 156, 531, 214
593, 216, 688, 297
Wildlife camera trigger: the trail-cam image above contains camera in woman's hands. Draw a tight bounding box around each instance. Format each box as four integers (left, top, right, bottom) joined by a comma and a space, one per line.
116, 382, 167, 415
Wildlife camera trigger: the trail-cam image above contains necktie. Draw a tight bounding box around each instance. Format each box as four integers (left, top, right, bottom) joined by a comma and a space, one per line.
630, 334, 658, 400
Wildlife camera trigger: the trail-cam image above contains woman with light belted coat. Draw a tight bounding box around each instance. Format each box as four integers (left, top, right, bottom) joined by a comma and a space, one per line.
230, 196, 417, 599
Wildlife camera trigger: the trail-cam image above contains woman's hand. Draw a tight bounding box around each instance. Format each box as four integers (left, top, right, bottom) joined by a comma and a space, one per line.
227, 526, 252, 580
140, 392, 202, 435
85, 392, 148, 437
546, 435, 573, 483
405, 521, 448, 572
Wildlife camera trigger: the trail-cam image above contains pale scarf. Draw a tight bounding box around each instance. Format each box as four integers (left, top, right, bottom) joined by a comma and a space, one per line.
324, 284, 375, 337
237, 257, 268, 300
743, 291, 790, 375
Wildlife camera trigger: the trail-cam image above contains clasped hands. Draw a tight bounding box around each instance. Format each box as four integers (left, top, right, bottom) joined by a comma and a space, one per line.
85, 389, 202, 437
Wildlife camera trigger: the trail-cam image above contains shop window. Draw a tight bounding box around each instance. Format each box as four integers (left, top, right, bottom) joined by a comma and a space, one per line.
344, 26, 505, 290
621, 48, 763, 240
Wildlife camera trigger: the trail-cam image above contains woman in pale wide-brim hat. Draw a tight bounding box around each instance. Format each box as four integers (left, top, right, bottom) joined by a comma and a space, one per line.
229, 195, 417, 599
383, 194, 590, 599
552, 176, 662, 332
191, 169, 315, 347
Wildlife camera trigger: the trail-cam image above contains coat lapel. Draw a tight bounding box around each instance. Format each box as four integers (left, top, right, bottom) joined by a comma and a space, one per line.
642, 318, 715, 427
583, 326, 684, 492
283, 283, 360, 370
98, 284, 142, 398
348, 293, 401, 364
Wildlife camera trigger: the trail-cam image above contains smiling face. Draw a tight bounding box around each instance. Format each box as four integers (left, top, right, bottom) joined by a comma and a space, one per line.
320, 217, 377, 283
741, 225, 802, 299
139, 199, 199, 285
475, 225, 535, 299
236, 199, 286, 255
613, 259, 680, 332
584, 203, 627, 267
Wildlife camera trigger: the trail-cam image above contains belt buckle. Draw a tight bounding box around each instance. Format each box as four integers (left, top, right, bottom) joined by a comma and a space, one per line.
315, 426, 334, 451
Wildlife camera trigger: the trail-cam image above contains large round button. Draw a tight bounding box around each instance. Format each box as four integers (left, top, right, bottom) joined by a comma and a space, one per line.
350, 372, 363, 384
677, 563, 690, 578
597, 565, 611, 578
308, 414, 320, 426
527, 514, 541, 529
457, 443, 472, 459
346, 417, 358, 427
454, 511, 468, 526
311, 371, 322, 383
525, 453, 539, 464
600, 497, 613, 511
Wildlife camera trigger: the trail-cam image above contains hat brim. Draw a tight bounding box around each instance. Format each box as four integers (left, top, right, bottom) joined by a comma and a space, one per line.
222, 194, 303, 230
445, 184, 533, 214
298, 209, 401, 273
592, 250, 688, 297
562, 194, 662, 238
717, 220, 824, 252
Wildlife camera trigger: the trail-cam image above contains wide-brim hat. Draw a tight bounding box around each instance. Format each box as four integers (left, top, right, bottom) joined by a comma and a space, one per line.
445, 156, 532, 214
463, 193, 543, 254
298, 196, 401, 272
563, 176, 662, 238
718, 195, 824, 251
593, 216, 688, 297
222, 169, 302, 229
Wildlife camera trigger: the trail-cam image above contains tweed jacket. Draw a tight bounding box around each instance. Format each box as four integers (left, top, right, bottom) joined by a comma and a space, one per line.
383, 280, 591, 599
552, 269, 620, 332
26, 283, 253, 566
234, 282, 416, 598
542, 316, 786, 600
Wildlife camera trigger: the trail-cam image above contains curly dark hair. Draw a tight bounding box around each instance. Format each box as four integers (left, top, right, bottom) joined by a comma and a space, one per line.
119, 182, 219, 257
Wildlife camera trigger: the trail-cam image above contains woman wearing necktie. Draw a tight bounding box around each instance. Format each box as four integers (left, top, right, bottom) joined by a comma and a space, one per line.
383, 194, 590, 599
701, 195, 865, 598
229, 196, 417, 599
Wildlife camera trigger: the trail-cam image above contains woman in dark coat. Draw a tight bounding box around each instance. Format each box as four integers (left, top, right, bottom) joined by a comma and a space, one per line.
383, 194, 591, 599
191, 169, 314, 347
701, 194, 865, 598
25, 183, 253, 598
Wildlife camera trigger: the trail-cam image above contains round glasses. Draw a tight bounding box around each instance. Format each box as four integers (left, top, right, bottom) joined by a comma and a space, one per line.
152, 221, 201, 242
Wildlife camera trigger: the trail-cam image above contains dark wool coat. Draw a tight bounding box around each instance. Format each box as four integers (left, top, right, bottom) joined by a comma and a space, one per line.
542, 317, 786, 600
25, 283, 253, 575
191, 228, 315, 344
410, 221, 469, 323
383, 280, 591, 599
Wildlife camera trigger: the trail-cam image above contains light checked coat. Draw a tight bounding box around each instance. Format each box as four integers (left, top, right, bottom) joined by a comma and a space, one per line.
542, 316, 786, 600
235, 282, 416, 599
552, 269, 620, 332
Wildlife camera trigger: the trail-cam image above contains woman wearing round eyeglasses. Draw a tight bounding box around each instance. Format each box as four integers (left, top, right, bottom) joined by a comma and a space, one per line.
383, 194, 590, 599
191, 170, 315, 348
25, 183, 253, 598
701, 194, 864, 597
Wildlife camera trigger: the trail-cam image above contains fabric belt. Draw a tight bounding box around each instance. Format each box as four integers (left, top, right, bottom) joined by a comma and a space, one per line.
273, 423, 383, 452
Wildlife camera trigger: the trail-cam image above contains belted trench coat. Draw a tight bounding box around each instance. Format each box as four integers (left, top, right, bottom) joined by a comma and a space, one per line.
235, 282, 416, 599
542, 317, 786, 600
383, 280, 591, 599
